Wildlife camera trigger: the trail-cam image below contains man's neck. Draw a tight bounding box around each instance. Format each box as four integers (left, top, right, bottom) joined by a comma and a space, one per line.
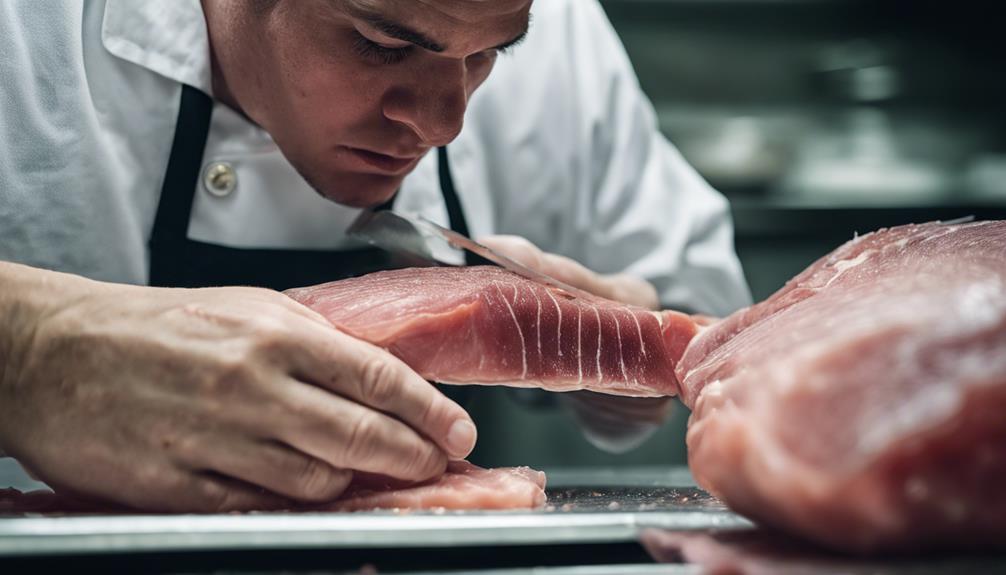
200, 0, 250, 122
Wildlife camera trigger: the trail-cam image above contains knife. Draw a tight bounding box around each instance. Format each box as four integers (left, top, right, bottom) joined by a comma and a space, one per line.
348, 209, 596, 299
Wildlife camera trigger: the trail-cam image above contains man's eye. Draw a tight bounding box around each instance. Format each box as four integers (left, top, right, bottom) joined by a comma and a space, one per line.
352, 32, 412, 65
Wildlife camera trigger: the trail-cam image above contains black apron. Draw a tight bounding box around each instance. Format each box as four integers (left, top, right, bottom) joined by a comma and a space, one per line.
148, 85, 476, 405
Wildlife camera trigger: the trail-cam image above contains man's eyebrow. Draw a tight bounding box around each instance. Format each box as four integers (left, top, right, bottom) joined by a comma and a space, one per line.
343, 5, 446, 53
342, 2, 531, 55
493, 19, 530, 53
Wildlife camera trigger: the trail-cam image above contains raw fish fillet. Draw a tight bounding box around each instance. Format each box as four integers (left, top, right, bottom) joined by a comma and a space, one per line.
0, 462, 546, 515
677, 220, 1006, 553
325, 460, 547, 512
286, 266, 698, 397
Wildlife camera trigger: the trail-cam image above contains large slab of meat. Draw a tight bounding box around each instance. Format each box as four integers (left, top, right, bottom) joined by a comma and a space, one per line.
677, 220, 1006, 553
286, 266, 698, 397
0, 461, 546, 515
640, 528, 869, 574
638, 528, 1003, 574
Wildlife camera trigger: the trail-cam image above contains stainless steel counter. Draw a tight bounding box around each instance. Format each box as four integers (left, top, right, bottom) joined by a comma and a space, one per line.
3, 464, 1003, 574
0, 466, 748, 557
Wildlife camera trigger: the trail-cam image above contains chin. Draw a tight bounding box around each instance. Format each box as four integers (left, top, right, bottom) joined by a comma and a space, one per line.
310, 171, 405, 208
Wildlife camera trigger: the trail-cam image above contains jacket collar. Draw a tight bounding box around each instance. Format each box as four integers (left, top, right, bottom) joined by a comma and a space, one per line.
101, 0, 214, 95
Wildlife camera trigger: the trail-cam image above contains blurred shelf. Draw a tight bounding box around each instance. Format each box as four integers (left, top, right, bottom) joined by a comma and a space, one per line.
730, 197, 1006, 238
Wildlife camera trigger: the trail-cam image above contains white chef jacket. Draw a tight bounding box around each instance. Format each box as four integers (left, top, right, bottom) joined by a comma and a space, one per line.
0, 0, 751, 316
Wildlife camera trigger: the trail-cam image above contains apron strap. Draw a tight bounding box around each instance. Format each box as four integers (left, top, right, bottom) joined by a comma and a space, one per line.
438, 146, 492, 267
438, 145, 469, 237
150, 85, 213, 247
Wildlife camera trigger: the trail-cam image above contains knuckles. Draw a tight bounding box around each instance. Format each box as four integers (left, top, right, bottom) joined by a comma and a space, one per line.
191, 478, 235, 513
196, 318, 298, 398
291, 459, 351, 502
400, 442, 447, 482
343, 414, 381, 463
357, 357, 400, 407
200, 357, 257, 399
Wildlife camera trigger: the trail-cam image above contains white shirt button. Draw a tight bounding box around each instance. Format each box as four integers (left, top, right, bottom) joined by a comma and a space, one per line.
203, 162, 237, 197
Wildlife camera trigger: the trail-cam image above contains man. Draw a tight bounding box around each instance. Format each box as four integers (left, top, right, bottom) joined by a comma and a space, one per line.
0, 0, 750, 511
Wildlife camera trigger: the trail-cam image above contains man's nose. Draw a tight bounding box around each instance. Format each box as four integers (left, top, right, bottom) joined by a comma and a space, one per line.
383, 60, 469, 148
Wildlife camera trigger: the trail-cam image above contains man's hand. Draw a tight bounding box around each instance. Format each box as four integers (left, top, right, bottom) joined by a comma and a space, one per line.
477, 236, 673, 452
478, 236, 659, 310
0, 262, 476, 512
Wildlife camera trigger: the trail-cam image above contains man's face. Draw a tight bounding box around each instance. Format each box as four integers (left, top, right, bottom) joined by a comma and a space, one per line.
202, 0, 532, 207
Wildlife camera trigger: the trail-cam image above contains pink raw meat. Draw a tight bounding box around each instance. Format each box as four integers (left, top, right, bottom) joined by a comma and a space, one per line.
286, 266, 698, 397
640, 529, 858, 574
638, 529, 999, 574
324, 460, 547, 512
0, 462, 546, 515
677, 220, 1006, 553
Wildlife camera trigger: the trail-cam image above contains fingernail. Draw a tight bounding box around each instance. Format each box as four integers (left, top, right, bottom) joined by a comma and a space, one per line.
446, 420, 477, 458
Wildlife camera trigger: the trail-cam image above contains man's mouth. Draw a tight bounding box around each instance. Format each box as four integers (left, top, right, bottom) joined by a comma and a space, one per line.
344, 146, 423, 175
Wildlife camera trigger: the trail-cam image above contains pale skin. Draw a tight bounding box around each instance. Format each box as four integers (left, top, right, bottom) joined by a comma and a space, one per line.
0, 0, 670, 511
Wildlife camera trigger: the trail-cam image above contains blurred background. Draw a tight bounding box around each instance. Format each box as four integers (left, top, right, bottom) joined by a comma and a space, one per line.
468, 0, 1006, 470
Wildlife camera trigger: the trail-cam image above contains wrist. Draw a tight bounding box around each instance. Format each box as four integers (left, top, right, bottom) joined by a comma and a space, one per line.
0, 262, 95, 453
1, 263, 32, 388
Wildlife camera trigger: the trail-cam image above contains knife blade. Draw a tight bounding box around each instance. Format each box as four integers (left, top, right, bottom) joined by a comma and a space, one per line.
348, 209, 596, 299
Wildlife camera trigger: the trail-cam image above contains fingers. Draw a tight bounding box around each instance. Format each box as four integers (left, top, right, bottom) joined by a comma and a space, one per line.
536, 252, 656, 308
110, 465, 292, 513
272, 378, 449, 482
605, 273, 660, 310
187, 437, 353, 503
479, 235, 658, 308
478, 235, 547, 270
284, 319, 477, 461
479, 235, 588, 290
180, 473, 293, 513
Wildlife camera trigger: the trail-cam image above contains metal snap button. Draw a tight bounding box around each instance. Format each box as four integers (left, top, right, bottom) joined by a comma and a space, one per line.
203, 162, 237, 197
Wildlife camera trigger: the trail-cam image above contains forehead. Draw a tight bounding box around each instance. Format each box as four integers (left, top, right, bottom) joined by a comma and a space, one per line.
413, 0, 532, 21
344, 0, 532, 40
